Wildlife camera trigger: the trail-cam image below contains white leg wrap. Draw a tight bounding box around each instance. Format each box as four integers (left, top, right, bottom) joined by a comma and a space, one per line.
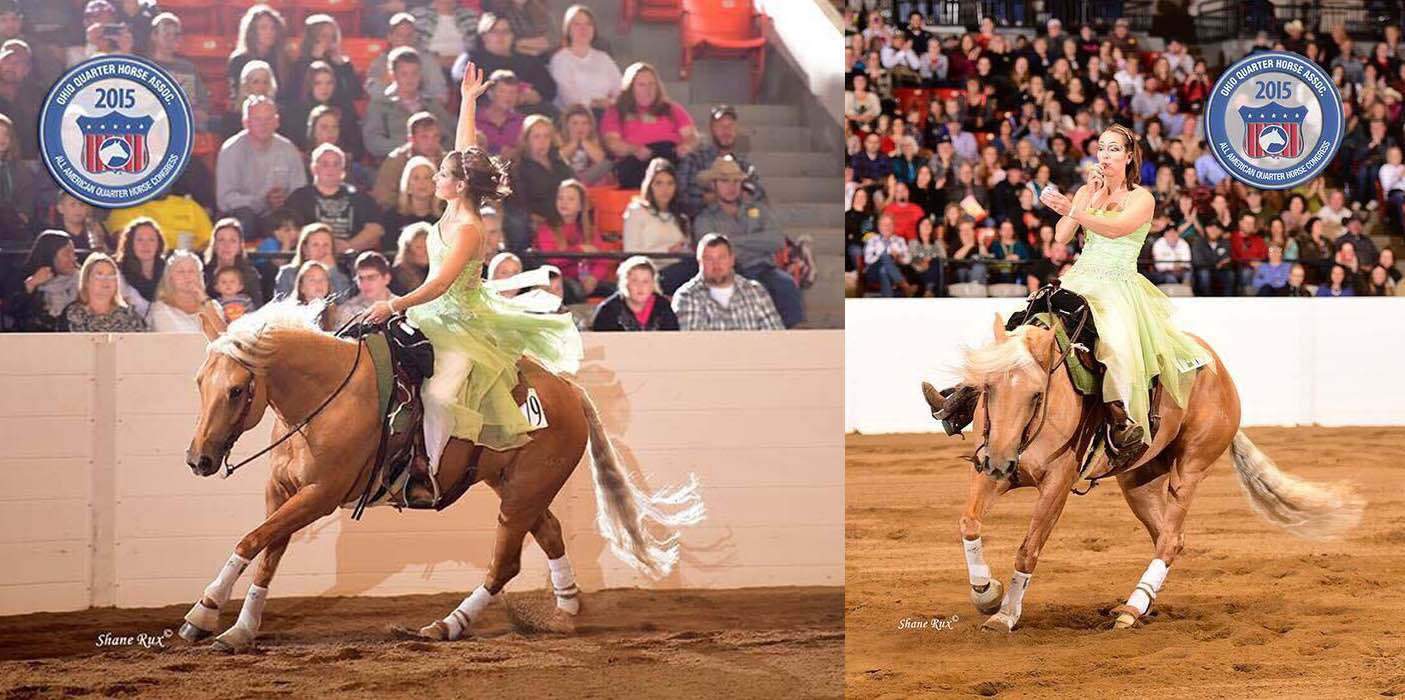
548, 556, 581, 615
1125, 558, 1169, 615
963, 537, 991, 586
202, 553, 251, 606
442, 586, 496, 640
999, 570, 1033, 620
235, 585, 268, 634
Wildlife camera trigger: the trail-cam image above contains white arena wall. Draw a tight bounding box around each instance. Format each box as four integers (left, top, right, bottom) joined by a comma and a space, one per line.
0, 330, 842, 615
846, 298, 1405, 434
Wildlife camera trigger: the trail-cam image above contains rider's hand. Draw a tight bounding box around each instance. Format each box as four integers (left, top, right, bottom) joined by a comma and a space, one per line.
366, 299, 397, 324
460, 61, 489, 102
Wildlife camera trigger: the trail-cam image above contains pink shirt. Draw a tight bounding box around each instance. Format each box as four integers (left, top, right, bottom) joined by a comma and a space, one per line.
599, 102, 694, 147
534, 221, 613, 283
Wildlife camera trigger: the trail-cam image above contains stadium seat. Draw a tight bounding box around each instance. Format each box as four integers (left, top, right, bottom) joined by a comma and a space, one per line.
193, 131, 220, 180
679, 0, 770, 100
296, 0, 363, 34
893, 88, 928, 119
221, 0, 295, 38
160, 0, 220, 34
933, 88, 963, 103
342, 37, 388, 77
619, 0, 682, 33
588, 187, 637, 244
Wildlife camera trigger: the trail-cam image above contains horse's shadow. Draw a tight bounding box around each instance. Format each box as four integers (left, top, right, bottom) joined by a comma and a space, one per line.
309, 345, 734, 598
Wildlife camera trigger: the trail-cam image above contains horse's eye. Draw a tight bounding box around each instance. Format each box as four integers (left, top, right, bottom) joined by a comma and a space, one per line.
229, 386, 244, 399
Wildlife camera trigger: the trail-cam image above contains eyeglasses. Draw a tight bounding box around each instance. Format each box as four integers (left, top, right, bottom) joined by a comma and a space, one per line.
92, 273, 118, 281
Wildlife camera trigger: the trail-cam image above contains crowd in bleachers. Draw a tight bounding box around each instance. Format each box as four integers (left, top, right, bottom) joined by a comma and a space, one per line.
1, 0, 808, 334
844, 7, 1404, 298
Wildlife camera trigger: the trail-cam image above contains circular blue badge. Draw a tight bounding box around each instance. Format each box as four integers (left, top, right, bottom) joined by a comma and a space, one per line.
39, 54, 193, 208
1204, 51, 1343, 190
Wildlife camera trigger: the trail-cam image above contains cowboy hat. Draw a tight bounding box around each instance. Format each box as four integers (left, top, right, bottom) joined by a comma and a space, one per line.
698, 155, 746, 185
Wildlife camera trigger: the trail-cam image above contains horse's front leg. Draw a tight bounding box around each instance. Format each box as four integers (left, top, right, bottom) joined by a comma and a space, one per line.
982, 461, 1078, 633
961, 464, 1012, 615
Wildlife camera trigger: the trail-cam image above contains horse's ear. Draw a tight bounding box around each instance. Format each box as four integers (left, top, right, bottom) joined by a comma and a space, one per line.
992, 313, 1007, 343
200, 313, 221, 342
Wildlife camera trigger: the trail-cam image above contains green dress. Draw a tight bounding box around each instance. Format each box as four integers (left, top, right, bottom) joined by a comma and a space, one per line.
406, 222, 583, 451
1057, 205, 1216, 445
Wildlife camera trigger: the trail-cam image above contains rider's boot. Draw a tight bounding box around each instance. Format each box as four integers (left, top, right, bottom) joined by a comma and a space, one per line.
921, 382, 980, 436
1105, 400, 1145, 452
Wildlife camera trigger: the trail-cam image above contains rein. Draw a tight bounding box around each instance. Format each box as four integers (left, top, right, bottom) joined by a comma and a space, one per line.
218, 313, 374, 478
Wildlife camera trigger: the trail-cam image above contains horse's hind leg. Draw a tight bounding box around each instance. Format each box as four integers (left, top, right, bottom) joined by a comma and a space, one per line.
1111, 453, 1211, 629
961, 466, 1012, 615
420, 510, 535, 641
531, 509, 581, 616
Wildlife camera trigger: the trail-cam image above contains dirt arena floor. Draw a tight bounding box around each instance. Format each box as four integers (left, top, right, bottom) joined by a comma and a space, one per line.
0, 586, 842, 699
847, 426, 1405, 699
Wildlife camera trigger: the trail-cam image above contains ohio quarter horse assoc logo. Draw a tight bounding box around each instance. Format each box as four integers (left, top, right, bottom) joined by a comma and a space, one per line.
39, 54, 193, 208
1205, 50, 1343, 190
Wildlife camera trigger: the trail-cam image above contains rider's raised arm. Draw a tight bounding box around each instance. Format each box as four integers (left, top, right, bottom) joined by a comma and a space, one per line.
457, 62, 489, 152
391, 222, 482, 313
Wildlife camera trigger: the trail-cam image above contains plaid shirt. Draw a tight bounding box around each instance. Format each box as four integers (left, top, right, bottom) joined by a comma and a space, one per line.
671, 273, 783, 331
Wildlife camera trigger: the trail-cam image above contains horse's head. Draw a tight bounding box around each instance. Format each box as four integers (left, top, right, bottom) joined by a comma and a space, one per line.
187, 315, 269, 477
963, 313, 1058, 479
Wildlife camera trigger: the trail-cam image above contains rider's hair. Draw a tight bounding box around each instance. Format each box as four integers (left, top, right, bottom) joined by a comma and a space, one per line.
1103, 124, 1142, 188
443, 146, 513, 207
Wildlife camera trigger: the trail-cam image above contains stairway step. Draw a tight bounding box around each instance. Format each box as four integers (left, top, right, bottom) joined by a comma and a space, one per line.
773, 202, 841, 228
747, 151, 837, 177
686, 104, 803, 126
763, 176, 840, 203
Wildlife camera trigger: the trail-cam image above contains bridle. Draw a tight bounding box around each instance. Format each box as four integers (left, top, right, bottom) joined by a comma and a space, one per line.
213, 328, 368, 478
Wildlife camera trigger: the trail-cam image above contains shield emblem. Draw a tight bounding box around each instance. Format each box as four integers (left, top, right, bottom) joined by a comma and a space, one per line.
77, 112, 154, 174
1238, 103, 1307, 159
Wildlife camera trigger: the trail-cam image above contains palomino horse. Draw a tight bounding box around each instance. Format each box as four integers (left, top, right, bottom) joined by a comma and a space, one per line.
179, 300, 704, 650
955, 314, 1362, 632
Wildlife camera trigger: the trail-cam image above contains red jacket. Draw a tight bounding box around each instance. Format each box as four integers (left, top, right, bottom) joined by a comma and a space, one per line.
884, 201, 925, 240
1230, 231, 1268, 263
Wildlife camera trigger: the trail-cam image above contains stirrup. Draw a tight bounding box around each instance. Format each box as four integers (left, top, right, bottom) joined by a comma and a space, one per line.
1108, 421, 1145, 452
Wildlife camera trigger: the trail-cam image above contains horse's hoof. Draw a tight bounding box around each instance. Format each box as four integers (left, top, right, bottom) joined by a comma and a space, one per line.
212, 625, 254, 652
178, 622, 212, 643
981, 612, 1017, 632
969, 579, 1004, 615
417, 620, 451, 641
1109, 604, 1143, 630
556, 596, 581, 617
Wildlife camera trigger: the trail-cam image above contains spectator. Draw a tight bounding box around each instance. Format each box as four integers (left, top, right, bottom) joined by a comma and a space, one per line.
227, 33, 287, 134
693, 155, 803, 328
49, 192, 112, 253
373, 111, 448, 210
199, 218, 261, 305
601, 61, 699, 189
1251, 243, 1292, 295
390, 221, 431, 294
509, 114, 575, 249
863, 212, 911, 297
1381, 146, 1405, 227
494, 0, 553, 58
884, 181, 925, 239
989, 220, 1032, 284
1335, 240, 1362, 278
3, 231, 77, 331
285, 144, 385, 254
845, 187, 875, 272
1190, 221, 1232, 297
590, 256, 680, 331
286, 14, 363, 109
845, 72, 880, 128
284, 61, 365, 158
0, 39, 41, 160
624, 158, 695, 294
672, 233, 782, 331
1317, 263, 1357, 297
0, 112, 37, 234
334, 251, 395, 325
533, 179, 611, 301
1230, 213, 1268, 292
558, 103, 613, 186
946, 119, 979, 164
1316, 188, 1352, 239
548, 4, 621, 112
382, 155, 444, 237
1294, 217, 1333, 282
1380, 247, 1400, 284
146, 13, 210, 132
1365, 264, 1396, 296
486, 251, 523, 296
216, 96, 308, 237
850, 131, 893, 188
1152, 225, 1192, 285
1335, 216, 1379, 268
906, 215, 946, 297
104, 191, 213, 253
227, 3, 288, 106
677, 104, 767, 218
1351, 118, 1393, 206
211, 266, 255, 321
943, 162, 989, 214
363, 47, 452, 158
456, 12, 556, 116
148, 251, 226, 333
479, 205, 506, 259
303, 105, 372, 191
113, 217, 164, 314
273, 223, 352, 299
949, 218, 990, 285
60, 253, 146, 332
412, 0, 479, 75
475, 68, 528, 157
1282, 263, 1313, 297
293, 260, 337, 331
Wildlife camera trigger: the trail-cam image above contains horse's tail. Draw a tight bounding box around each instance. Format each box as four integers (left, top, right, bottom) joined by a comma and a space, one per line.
1229, 431, 1363, 540
578, 388, 706, 579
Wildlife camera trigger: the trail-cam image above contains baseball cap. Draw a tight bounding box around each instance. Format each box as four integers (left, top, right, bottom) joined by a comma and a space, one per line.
389, 12, 415, 28
710, 104, 738, 122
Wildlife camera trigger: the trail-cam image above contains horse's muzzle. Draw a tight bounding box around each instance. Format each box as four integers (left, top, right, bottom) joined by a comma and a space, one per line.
980, 454, 1018, 481
186, 447, 219, 477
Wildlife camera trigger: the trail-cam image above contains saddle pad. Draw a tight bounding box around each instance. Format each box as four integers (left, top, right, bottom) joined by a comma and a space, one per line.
1032, 312, 1100, 397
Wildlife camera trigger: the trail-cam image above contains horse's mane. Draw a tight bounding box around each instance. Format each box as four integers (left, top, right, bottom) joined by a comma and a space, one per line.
960, 325, 1049, 387
208, 297, 331, 372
